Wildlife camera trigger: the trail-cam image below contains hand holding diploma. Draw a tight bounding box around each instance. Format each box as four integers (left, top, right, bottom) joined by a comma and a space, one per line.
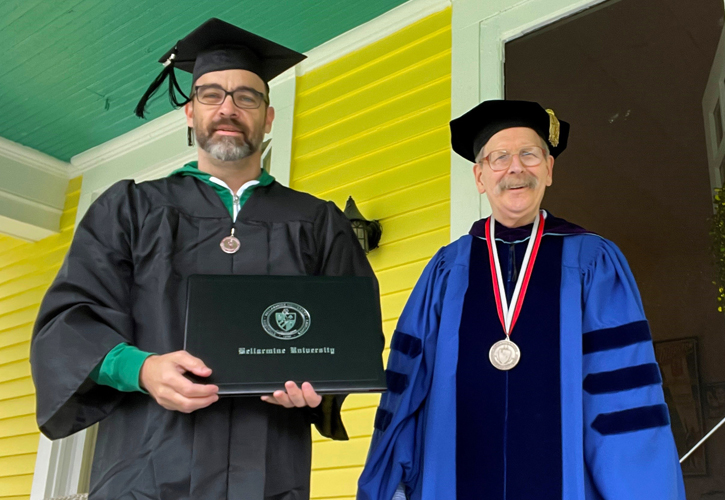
261, 381, 322, 408
140, 351, 219, 413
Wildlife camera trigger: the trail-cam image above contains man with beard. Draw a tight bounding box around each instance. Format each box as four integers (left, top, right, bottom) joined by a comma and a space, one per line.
30, 18, 379, 500
357, 100, 685, 499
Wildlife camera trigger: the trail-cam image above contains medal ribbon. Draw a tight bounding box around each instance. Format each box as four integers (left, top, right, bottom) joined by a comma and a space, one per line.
484, 210, 546, 337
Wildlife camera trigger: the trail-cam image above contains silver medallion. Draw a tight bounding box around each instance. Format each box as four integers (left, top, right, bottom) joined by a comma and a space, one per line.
489, 338, 521, 371
220, 228, 240, 254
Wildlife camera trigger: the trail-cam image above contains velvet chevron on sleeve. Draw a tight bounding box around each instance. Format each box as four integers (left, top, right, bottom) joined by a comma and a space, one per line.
578, 239, 685, 500
357, 248, 448, 500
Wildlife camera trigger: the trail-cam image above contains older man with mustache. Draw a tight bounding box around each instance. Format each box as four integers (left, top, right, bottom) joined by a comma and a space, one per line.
358, 100, 685, 500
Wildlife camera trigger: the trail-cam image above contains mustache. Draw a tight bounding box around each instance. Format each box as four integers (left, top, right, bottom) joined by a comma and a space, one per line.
210, 119, 248, 134
495, 173, 539, 193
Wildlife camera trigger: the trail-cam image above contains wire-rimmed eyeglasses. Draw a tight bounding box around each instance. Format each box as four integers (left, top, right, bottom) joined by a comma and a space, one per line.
479, 146, 547, 171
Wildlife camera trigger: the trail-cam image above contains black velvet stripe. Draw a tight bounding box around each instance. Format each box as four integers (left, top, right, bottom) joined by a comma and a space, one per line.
390, 331, 422, 358
582, 320, 651, 354
591, 404, 670, 435
385, 370, 409, 394
457, 236, 563, 500
583, 363, 662, 395
374, 408, 393, 431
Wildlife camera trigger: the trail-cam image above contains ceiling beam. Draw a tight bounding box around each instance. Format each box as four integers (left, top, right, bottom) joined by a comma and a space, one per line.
0, 136, 70, 241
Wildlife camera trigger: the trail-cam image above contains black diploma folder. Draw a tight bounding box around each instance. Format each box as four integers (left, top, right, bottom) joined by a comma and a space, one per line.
184, 274, 387, 395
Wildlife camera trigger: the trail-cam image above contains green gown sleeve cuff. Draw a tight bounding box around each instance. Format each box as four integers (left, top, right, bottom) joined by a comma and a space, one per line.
89, 343, 155, 393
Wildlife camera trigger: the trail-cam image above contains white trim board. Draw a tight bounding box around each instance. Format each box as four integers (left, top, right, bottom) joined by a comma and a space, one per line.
31, 431, 89, 500
69, 109, 188, 177
0, 135, 71, 177
0, 141, 68, 240
0, 214, 56, 242
268, 67, 296, 187
702, 24, 725, 193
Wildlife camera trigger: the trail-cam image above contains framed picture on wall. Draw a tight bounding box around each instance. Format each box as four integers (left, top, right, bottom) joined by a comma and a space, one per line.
704, 382, 725, 422
654, 337, 707, 476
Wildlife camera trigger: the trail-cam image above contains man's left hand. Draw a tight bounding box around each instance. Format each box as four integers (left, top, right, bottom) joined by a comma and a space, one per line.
261, 381, 322, 408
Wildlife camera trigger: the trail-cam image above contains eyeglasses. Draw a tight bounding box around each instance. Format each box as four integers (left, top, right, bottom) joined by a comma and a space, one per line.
193, 85, 269, 109
479, 146, 547, 171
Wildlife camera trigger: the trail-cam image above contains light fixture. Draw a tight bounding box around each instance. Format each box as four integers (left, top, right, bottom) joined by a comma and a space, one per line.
343, 197, 382, 253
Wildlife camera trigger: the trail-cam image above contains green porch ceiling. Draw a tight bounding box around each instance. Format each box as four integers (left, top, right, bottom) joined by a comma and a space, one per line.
0, 0, 409, 162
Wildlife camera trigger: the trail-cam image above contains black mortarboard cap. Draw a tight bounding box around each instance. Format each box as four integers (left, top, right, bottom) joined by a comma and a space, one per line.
135, 18, 306, 118
449, 100, 570, 162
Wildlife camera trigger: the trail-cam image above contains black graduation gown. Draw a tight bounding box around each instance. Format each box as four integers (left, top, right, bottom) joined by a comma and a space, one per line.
31, 176, 381, 500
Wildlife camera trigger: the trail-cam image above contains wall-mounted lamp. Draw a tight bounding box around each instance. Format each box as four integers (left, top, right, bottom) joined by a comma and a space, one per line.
344, 196, 382, 253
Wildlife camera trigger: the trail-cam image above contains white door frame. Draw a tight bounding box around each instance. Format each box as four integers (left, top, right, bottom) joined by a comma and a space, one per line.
703, 24, 725, 195
449, 0, 608, 240
31, 432, 89, 499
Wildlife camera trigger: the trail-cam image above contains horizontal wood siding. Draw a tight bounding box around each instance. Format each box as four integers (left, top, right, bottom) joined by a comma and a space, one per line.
0, 176, 81, 499
289, 9, 451, 498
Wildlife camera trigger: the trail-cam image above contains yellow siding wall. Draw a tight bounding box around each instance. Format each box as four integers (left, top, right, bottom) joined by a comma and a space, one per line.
290, 9, 451, 499
0, 177, 81, 500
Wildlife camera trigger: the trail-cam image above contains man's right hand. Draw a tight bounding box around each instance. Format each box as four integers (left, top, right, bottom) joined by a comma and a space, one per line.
139, 351, 219, 413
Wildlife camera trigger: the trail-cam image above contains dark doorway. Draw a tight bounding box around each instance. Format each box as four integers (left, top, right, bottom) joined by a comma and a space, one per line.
505, 0, 725, 496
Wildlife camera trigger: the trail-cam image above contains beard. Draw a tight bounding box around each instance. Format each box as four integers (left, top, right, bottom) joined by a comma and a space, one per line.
194, 117, 265, 162
494, 171, 539, 195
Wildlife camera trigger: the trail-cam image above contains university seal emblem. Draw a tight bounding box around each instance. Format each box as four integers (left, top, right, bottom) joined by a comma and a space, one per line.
261, 302, 311, 340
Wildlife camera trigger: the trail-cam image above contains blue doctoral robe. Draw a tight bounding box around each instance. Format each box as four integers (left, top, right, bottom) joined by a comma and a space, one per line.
357, 213, 685, 500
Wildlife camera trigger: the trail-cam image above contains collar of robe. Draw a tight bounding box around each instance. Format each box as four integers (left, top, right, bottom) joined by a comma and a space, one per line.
469, 209, 593, 242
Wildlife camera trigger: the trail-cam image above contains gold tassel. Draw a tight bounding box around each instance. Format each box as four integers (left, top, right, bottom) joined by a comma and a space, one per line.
545, 109, 560, 147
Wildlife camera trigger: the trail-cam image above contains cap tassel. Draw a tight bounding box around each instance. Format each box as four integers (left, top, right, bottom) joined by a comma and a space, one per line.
167, 65, 190, 108
545, 109, 560, 147
134, 51, 190, 118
